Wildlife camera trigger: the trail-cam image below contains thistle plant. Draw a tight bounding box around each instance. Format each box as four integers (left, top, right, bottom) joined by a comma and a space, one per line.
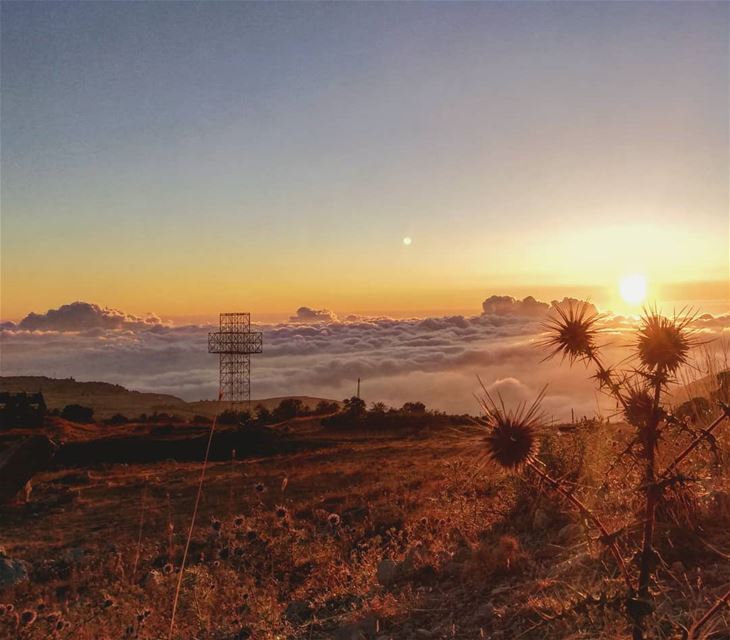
478, 302, 729, 639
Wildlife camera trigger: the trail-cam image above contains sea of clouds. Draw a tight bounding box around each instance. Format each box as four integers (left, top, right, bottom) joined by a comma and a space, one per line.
1, 297, 728, 419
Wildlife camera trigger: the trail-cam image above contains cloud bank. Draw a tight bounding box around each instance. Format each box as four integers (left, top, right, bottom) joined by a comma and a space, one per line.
2, 298, 728, 419
4, 302, 166, 332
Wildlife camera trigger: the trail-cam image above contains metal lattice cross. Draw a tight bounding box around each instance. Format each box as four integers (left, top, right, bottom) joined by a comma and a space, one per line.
207, 313, 263, 404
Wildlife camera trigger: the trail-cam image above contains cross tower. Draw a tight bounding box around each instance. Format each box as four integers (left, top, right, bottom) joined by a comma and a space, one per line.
207, 313, 263, 404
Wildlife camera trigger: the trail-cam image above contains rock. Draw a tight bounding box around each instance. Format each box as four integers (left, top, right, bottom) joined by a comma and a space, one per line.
284, 600, 312, 624
377, 559, 400, 586
556, 523, 583, 545
532, 508, 550, 529
0, 556, 30, 588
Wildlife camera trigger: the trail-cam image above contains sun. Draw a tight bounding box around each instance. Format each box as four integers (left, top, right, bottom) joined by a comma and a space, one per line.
619, 274, 647, 305
402, 236, 412, 246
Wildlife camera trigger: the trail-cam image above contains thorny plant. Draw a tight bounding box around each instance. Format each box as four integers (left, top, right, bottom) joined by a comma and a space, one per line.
477, 301, 729, 639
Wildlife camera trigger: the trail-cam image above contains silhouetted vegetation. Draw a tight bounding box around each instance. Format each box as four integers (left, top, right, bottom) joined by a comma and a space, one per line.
104, 413, 129, 426
314, 399, 339, 415
60, 403, 94, 423
217, 409, 253, 426
271, 398, 304, 422
484, 302, 730, 639
323, 397, 470, 430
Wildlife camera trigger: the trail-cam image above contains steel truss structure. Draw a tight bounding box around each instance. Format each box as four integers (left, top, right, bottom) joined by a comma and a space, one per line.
208, 313, 263, 403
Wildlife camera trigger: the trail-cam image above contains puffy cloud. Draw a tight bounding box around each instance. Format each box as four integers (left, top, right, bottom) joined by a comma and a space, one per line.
16, 302, 167, 332
551, 297, 599, 316
289, 306, 339, 323
482, 295, 550, 316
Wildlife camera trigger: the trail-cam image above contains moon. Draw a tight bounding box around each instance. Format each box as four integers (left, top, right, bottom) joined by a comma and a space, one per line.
619, 274, 647, 305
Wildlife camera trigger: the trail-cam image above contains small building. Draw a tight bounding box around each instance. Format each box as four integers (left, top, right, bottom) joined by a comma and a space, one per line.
0, 392, 47, 429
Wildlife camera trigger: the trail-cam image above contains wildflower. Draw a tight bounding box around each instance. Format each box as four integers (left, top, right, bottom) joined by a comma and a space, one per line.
254, 482, 265, 494
637, 310, 694, 374
20, 609, 37, 626
476, 384, 545, 470
419, 516, 428, 526
542, 301, 601, 363
163, 563, 174, 575
233, 515, 245, 528
275, 505, 288, 519
327, 513, 341, 527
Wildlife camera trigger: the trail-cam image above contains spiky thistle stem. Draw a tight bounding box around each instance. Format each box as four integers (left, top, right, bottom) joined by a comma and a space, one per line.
661, 406, 729, 480
525, 460, 634, 592
688, 585, 730, 639
631, 367, 664, 640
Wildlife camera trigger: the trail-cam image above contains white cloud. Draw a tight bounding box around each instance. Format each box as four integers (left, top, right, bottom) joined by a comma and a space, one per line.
14, 301, 167, 332
289, 307, 339, 323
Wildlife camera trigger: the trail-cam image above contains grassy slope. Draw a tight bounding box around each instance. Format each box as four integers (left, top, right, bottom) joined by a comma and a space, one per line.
0, 376, 338, 419
0, 416, 728, 639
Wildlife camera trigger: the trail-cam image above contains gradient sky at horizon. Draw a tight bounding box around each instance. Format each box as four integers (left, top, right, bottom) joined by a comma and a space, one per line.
1, 1, 728, 322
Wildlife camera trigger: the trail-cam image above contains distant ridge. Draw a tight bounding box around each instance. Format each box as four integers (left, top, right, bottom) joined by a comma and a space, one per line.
0, 376, 338, 420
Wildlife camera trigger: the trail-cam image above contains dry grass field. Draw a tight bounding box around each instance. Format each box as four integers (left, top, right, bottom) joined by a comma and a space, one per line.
1, 412, 728, 640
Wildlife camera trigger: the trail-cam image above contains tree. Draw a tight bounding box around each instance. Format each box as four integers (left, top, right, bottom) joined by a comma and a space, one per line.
217, 409, 252, 426
342, 396, 366, 417
254, 404, 271, 423
369, 402, 388, 414
272, 398, 303, 422
401, 401, 426, 414
314, 400, 339, 415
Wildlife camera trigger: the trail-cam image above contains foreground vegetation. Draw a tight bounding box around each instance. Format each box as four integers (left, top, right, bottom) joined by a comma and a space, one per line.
1, 307, 728, 639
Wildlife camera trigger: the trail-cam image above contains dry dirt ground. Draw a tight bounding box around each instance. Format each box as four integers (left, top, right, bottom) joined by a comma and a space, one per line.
0, 418, 728, 640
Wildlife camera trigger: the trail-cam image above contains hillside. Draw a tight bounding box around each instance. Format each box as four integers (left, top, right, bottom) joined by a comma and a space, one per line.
0, 376, 338, 420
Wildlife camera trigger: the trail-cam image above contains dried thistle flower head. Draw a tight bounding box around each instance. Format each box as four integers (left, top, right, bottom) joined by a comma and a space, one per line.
20, 609, 37, 626
477, 382, 545, 469
542, 301, 601, 363
274, 506, 288, 519
637, 309, 694, 374
623, 385, 655, 427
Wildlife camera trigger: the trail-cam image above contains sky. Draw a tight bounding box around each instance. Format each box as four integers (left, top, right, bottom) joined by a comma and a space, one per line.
1, 1, 728, 323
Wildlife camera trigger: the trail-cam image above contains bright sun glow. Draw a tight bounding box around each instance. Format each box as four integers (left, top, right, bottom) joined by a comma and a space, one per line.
619, 274, 647, 305
402, 236, 412, 246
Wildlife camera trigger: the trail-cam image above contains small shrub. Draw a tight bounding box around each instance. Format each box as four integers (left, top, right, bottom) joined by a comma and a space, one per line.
60, 404, 94, 423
